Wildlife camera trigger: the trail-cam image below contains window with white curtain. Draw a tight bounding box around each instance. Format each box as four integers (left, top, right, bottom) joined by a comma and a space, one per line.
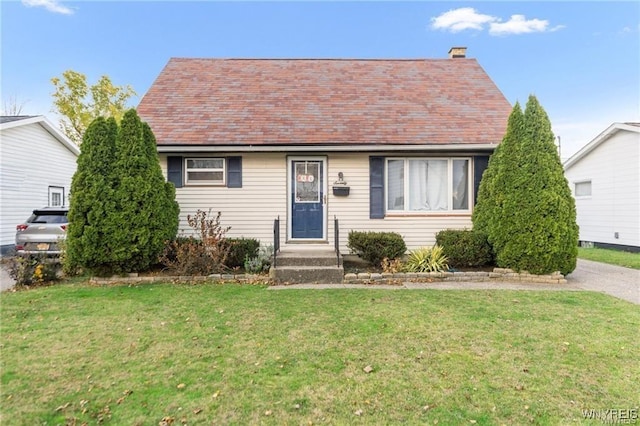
386, 158, 470, 212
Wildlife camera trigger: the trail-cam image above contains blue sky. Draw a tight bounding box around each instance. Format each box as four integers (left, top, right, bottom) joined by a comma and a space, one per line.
1, 1, 639, 160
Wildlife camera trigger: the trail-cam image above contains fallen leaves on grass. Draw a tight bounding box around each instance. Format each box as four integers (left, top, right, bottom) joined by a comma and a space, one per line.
159, 416, 174, 426
117, 389, 133, 404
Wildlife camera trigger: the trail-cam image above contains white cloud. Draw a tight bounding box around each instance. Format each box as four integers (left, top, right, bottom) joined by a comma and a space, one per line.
21, 0, 74, 15
430, 7, 496, 33
431, 8, 560, 36
489, 15, 549, 36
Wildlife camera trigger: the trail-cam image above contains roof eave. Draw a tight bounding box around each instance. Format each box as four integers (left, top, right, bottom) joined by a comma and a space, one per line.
156, 143, 499, 153
0, 116, 80, 156
563, 122, 640, 170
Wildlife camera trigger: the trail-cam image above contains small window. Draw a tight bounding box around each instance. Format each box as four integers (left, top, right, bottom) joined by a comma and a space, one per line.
575, 181, 592, 197
185, 158, 225, 185
48, 186, 64, 207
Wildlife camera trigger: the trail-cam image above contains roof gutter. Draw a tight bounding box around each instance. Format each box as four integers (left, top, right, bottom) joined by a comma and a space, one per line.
156, 143, 499, 153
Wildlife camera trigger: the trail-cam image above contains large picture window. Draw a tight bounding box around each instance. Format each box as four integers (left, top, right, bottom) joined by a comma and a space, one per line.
386, 158, 470, 212
185, 158, 225, 185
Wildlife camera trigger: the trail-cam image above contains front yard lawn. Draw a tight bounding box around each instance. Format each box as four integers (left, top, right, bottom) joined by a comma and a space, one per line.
1, 283, 638, 424
578, 247, 640, 269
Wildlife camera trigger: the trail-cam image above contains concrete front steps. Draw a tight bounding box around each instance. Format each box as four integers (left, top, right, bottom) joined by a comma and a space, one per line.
269, 244, 344, 284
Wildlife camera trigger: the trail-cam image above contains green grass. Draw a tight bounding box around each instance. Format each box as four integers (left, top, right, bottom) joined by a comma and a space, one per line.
1, 283, 639, 425
578, 247, 640, 269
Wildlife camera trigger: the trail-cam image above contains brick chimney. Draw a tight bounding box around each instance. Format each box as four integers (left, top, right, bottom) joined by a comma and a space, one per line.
448, 47, 467, 58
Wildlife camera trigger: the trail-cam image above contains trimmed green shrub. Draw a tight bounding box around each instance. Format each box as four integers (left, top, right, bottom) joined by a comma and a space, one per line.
225, 238, 260, 269
404, 246, 449, 273
435, 229, 493, 267
347, 231, 406, 266
472, 95, 578, 275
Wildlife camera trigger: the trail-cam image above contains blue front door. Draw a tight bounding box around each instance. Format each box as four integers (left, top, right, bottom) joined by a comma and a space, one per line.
291, 160, 324, 239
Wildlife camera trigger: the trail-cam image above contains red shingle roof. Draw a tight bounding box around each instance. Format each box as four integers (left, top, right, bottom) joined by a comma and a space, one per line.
137, 58, 511, 146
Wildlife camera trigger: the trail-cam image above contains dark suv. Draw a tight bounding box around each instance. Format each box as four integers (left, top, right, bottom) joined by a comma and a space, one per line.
15, 207, 69, 255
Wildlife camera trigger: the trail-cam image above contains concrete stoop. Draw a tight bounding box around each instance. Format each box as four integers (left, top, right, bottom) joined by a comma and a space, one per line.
269, 245, 344, 284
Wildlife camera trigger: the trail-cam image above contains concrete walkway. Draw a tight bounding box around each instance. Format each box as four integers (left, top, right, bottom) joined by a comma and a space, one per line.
2, 259, 638, 305
269, 259, 640, 305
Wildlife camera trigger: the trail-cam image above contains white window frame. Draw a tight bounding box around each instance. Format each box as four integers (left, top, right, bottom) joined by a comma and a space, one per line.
48, 186, 64, 207
574, 180, 592, 198
385, 157, 472, 214
185, 157, 225, 186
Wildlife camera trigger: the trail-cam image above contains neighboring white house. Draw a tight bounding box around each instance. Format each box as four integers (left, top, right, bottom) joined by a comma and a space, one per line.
0, 116, 80, 254
564, 122, 640, 252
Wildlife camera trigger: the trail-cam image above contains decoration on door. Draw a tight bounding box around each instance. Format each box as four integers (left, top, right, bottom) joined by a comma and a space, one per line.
295, 161, 320, 203
297, 174, 315, 183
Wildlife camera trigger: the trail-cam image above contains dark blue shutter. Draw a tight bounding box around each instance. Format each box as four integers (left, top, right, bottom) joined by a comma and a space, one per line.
370, 156, 385, 219
473, 155, 490, 205
227, 156, 242, 188
167, 156, 183, 188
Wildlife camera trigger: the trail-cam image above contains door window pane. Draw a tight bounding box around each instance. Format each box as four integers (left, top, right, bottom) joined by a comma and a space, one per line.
295, 162, 320, 203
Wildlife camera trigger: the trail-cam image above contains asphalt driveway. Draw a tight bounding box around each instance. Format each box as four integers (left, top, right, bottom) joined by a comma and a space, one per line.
2, 259, 639, 304
566, 259, 639, 304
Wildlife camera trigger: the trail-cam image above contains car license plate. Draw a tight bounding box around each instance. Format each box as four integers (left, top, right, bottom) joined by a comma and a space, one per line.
36, 243, 50, 251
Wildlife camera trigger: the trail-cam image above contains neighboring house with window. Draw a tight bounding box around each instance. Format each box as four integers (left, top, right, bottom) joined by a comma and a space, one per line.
0, 116, 79, 254
564, 122, 640, 251
137, 48, 512, 251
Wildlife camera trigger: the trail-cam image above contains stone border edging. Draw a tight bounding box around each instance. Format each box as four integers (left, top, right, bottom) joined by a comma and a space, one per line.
344, 268, 566, 285
90, 268, 566, 285
89, 273, 270, 285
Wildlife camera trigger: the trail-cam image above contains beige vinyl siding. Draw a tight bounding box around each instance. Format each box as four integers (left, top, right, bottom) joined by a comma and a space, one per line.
327, 153, 473, 252
0, 123, 77, 249
162, 152, 475, 253
565, 131, 640, 247
161, 153, 287, 245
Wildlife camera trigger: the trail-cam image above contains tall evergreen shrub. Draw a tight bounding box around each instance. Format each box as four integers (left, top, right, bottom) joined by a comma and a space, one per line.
111, 109, 179, 272
65, 110, 179, 275
472, 103, 525, 238
472, 95, 578, 275
65, 117, 119, 273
